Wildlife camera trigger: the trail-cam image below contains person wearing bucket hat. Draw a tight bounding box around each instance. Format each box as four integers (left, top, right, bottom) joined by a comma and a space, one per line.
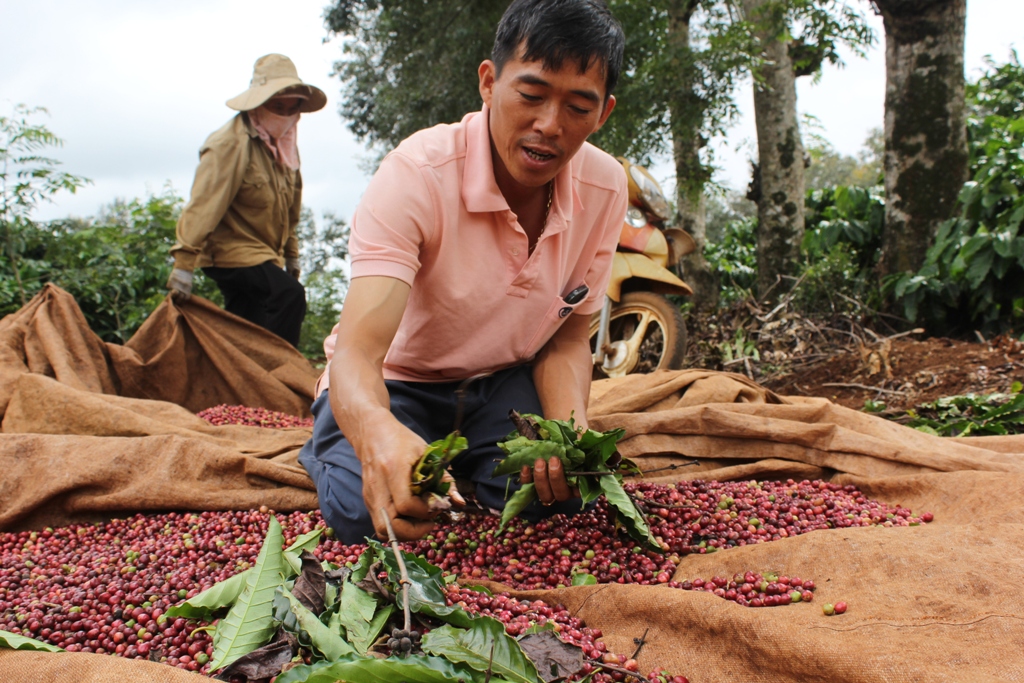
298, 0, 628, 546
166, 54, 326, 347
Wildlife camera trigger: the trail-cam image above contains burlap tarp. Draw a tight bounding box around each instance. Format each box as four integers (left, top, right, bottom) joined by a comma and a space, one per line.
2, 286, 1023, 682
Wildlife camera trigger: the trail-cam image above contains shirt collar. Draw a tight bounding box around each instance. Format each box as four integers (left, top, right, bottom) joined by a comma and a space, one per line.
462, 104, 581, 224
240, 112, 261, 139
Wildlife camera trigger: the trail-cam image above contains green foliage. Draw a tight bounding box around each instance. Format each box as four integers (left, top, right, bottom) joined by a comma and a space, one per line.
166, 529, 323, 621
421, 619, 539, 683
720, 327, 759, 363
494, 414, 659, 551
906, 383, 1024, 437
297, 209, 350, 358
803, 120, 882, 190
791, 184, 885, 316
411, 432, 468, 500
0, 191, 222, 342
209, 515, 286, 671
323, 0, 749, 179
803, 184, 884, 274
705, 181, 885, 315
0, 630, 63, 652
890, 53, 1024, 337
703, 213, 757, 303
325, 1, 506, 165
186, 520, 549, 682
0, 104, 89, 309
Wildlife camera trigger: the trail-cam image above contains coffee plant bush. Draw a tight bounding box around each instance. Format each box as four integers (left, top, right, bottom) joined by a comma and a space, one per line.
704, 214, 757, 305
2, 185, 347, 353
890, 53, 1024, 337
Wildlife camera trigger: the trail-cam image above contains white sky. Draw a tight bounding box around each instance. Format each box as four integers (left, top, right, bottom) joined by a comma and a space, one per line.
2, 0, 1019, 223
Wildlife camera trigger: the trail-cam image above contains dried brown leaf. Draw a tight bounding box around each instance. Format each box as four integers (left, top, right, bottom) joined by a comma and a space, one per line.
291, 551, 326, 615
518, 631, 584, 683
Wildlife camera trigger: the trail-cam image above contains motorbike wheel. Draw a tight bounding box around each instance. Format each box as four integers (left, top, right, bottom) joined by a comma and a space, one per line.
589, 291, 688, 379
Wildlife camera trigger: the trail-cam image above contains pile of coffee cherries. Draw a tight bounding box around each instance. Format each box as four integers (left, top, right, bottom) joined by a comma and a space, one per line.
1, 406, 931, 679
0, 510, 663, 679
669, 572, 815, 608
445, 585, 688, 683
195, 404, 312, 428
363, 478, 932, 591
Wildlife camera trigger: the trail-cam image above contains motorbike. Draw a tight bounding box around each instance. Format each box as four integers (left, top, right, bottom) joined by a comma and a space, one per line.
589, 158, 696, 379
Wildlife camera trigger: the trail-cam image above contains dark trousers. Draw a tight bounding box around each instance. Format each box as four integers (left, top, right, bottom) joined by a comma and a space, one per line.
202, 261, 306, 347
297, 364, 584, 545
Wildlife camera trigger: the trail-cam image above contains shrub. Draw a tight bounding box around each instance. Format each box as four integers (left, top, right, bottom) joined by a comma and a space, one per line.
890, 53, 1024, 337
704, 214, 757, 304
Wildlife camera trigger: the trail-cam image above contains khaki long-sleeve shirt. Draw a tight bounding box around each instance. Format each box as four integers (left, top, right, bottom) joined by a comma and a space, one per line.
171, 113, 301, 271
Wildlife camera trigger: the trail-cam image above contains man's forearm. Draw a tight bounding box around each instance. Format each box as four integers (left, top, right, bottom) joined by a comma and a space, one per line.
532, 314, 594, 429
325, 276, 412, 459
327, 346, 400, 459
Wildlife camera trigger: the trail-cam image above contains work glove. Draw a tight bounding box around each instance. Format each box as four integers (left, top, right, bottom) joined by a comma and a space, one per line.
166, 268, 194, 302
285, 257, 301, 280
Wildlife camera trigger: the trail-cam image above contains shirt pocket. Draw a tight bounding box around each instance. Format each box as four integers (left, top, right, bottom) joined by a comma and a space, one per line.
522, 283, 589, 359
236, 163, 274, 209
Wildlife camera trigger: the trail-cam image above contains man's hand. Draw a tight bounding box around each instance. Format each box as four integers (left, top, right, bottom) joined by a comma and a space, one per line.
360, 420, 443, 541
166, 268, 194, 302
520, 457, 578, 506
285, 257, 301, 280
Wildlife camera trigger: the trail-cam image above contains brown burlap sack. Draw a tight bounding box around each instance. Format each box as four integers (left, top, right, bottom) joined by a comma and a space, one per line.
589, 371, 1024, 480
0, 283, 319, 419
0, 375, 315, 531
0, 649, 204, 682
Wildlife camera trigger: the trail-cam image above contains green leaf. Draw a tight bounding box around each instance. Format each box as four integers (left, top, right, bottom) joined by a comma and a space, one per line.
374, 542, 479, 628
571, 571, 597, 586
421, 619, 542, 683
275, 653, 508, 683
0, 630, 63, 652
599, 477, 662, 553
499, 484, 538, 531
577, 476, 601, 506
165, 569, 251, 620
576, 428, 625, 462
283, 529, 324, 576
277, 589, 356, 660
338, 581, 392, 654
411, 432, 468, 496
492, 441, 567, 476
349, 545, 375, 584
965, 245, 996, 288
209, 515, 288, 672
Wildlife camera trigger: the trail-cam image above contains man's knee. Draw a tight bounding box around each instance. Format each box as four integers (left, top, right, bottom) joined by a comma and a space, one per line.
299, 393, 373, 545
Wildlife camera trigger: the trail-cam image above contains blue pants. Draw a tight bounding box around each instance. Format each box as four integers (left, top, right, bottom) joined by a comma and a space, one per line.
298, 364, 584, 545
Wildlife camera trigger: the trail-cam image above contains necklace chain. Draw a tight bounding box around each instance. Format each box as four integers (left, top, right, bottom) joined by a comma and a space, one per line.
530, 181, 554, 255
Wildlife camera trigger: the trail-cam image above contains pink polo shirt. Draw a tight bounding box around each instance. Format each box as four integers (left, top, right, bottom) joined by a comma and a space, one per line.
317, 105, 627, 391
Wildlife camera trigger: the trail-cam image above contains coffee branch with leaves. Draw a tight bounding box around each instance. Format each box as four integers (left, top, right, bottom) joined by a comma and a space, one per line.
494, 411, 662, 553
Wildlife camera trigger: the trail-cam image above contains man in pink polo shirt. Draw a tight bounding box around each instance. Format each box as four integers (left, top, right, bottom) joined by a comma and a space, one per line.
299, 0, 628, 545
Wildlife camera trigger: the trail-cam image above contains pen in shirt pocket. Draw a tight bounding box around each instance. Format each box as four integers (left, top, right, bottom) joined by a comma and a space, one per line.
562, 284, 589, 305
558, 284, 589, 318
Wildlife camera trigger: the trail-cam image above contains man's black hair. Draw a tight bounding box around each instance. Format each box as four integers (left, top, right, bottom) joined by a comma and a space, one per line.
491, 0, 625, 100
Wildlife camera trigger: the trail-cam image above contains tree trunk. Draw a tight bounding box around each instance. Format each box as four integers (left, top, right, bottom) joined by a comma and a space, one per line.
741, 0, 806, 303
667, 0, 719, 312
871, 0, 967, 277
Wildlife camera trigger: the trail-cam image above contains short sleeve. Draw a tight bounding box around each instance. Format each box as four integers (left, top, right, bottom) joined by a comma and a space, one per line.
349, 151, 437, 286
576, 181, 628, 316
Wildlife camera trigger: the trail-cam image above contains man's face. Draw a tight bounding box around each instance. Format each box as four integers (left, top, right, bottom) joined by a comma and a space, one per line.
262, 95, 305, 117
479, 46, 616, 191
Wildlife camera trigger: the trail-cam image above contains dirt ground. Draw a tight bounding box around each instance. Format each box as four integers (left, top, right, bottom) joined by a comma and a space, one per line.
761, 334, 1024, 412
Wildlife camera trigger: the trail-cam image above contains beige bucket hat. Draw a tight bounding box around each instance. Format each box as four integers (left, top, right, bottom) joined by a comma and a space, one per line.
226, 54, 327, 113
